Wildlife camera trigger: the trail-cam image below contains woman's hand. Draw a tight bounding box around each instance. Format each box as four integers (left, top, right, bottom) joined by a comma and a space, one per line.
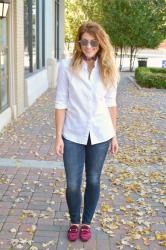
55, 136, 64, 157
109, 136, 118, 155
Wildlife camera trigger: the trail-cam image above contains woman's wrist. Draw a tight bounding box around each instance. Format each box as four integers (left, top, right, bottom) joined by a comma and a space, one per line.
56, 133, 62, 139
113, 134, 117, 139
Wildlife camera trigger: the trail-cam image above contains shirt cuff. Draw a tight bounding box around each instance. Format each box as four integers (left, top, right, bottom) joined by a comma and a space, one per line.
55, 103, 68, 109
105, 99, 117, 107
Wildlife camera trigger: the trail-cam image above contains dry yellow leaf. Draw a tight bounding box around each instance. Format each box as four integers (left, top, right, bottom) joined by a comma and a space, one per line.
101, 203, 112, 212
26, 225, 36, 234
160, 241, 166, 247
120, 206, 126, 211
30, 247, 38, 250
155, 232, 166, 241
133, 233, 141, 240
126, 197, 134, 203
143, 237, 150, 245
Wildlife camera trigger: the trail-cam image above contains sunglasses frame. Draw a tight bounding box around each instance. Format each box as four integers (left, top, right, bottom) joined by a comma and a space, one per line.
78, 39, 99, 48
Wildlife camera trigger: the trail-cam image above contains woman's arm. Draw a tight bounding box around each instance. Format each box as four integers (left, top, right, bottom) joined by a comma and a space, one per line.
108, 106, 118, 155
55, 109, 66, 156
104, 82, 118, 155
108, 106, 117, 133
55, 109, 66, 138
54, 61, 69, 156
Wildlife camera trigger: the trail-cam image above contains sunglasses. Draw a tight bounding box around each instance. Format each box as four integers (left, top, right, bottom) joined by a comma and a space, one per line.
78, 39, 99, 48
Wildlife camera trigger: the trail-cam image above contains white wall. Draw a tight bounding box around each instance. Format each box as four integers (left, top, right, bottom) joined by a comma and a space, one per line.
25, 69, 48, 107
0, 108, 12, 132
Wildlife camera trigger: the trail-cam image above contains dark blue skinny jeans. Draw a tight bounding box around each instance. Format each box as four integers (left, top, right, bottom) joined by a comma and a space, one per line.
63, 135, 110, 225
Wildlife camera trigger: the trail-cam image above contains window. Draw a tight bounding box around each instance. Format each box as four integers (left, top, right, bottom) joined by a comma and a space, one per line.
0, 18, 9, 113
42, 0, 45, 67
55, 0, 59, 59
32, 0, 37, 71
24, 0, 42, 75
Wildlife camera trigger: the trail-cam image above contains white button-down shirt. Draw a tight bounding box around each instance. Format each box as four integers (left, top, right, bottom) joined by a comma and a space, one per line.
55, 58, 117, 145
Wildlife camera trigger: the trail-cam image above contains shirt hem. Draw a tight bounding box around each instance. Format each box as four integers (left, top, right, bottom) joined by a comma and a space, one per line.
62, 132, 115, 145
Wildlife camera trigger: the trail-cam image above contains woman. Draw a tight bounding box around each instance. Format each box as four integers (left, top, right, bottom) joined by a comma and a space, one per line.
55, 21, 119, 242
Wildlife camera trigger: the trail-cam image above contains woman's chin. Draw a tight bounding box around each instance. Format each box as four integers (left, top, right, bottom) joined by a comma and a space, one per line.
85, 54, 94, 59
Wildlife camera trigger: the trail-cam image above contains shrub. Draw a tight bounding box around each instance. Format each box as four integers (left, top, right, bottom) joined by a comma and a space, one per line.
149, 68, 166, 74
135, 67, 166, 89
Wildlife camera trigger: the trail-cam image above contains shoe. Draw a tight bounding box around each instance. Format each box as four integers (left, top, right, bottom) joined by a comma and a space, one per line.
67, 224, 79, 241
80, 225, 91, 241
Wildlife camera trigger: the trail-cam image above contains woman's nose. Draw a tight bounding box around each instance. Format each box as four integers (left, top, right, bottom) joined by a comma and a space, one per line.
87, 42, 91, 48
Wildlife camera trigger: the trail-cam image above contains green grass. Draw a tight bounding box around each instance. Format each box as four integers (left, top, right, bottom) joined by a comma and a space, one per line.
135, 67, 166, 89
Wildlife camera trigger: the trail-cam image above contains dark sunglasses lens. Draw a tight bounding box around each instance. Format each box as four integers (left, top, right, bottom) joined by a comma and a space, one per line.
90, 40, 98, 47
79, 39, 98, 47
80, 39, 88, 46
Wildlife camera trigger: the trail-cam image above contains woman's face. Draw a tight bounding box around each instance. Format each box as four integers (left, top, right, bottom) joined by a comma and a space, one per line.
80, 32, 99, 59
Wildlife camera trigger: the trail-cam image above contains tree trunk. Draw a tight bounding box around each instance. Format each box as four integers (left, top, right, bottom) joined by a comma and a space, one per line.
119, 47, 123, 71
130, 47, 135, 71
132, 48, 138, 70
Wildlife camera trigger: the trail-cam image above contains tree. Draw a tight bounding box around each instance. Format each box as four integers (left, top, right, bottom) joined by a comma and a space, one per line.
65, 0, 166, 70
65, 0, 102, 50
101, 0, 166, 71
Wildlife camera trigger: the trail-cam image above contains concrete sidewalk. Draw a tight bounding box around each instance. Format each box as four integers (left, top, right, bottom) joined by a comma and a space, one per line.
0, 72, 166, 249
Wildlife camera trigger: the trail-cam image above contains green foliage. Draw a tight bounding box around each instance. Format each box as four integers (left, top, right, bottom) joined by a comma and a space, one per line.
65, 0, 102, 43
65, 0, 166, 46
148, 67, 166, 74
65, 0, 166, 71
101, 0, 166, 71
65, 0, 85, 43
102, 0, 166, 49
135, 67, 166, 89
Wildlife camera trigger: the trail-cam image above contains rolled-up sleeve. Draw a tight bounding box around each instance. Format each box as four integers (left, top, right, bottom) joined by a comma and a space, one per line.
104, 84, 117, 107
55, 61, 69, 109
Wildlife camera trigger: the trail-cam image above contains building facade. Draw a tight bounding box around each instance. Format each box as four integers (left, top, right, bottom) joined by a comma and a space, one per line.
0, 0, 64, 131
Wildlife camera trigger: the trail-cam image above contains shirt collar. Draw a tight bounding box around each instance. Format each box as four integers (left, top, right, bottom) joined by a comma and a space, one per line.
82, 57, 99, 71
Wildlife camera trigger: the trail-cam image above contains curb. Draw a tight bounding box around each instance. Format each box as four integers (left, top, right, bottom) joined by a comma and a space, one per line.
128, 75, 142, 90
0, 157, 64, 169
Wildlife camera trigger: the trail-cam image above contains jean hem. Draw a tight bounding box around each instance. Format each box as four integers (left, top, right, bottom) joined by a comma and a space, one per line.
70, 221, 80, 224
82, 222, 91, 225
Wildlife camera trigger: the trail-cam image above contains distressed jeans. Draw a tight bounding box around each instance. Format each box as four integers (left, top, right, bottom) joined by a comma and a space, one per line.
63, 135, 111, 225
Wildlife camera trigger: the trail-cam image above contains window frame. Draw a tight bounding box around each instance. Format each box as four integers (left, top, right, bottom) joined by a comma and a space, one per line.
55, 0, 59, 59
0, 18, 9, 113
24, 0, 41, 76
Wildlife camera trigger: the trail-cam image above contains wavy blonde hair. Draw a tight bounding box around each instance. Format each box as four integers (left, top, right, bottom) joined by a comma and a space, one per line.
70, 21, 119, 88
